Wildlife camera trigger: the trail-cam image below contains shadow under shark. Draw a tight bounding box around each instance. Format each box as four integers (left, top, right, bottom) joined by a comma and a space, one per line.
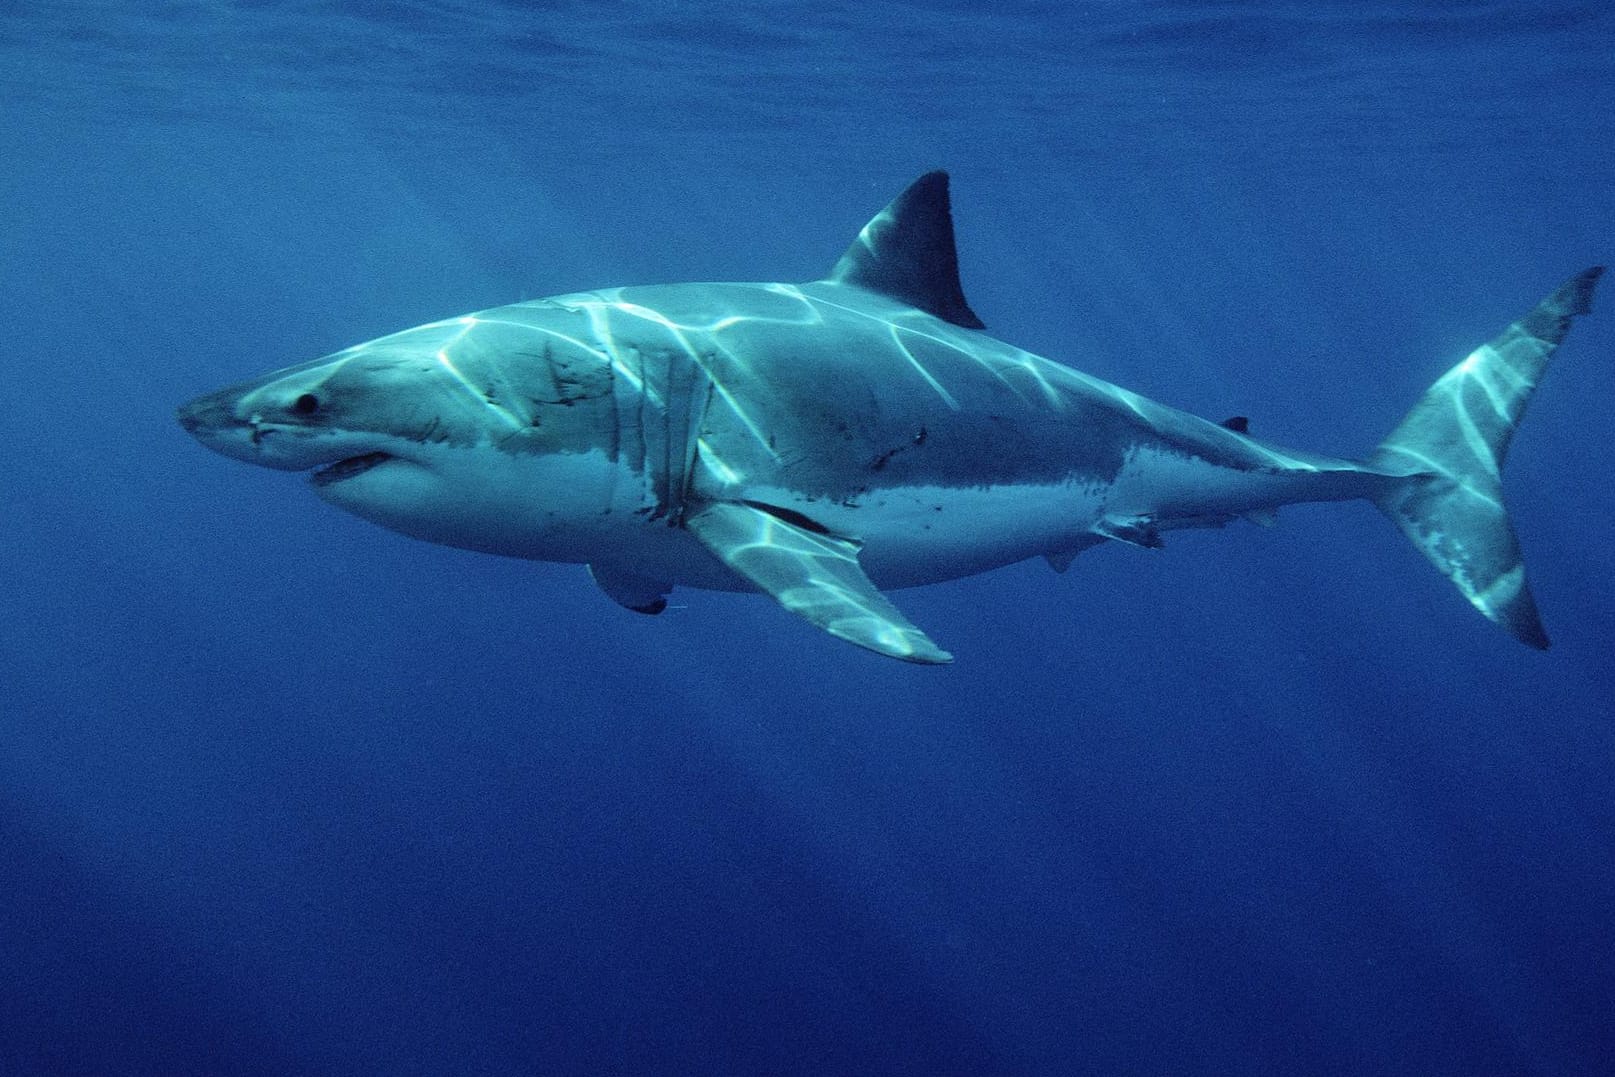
179, 173, 1600, 663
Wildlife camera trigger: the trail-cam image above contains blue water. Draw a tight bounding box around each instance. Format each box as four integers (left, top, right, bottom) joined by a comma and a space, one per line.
4, 3, 1613, 1074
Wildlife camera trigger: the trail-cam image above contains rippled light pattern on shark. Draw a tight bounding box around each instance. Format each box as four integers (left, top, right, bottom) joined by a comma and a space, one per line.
178, 173, 1600, 662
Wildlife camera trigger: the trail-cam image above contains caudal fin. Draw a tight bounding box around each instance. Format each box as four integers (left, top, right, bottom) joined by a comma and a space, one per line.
1371, 267, 1602, 648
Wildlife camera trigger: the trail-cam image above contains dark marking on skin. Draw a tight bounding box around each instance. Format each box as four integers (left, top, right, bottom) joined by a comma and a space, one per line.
553, 374, 599, 403
869, 427, 930, 472
534, 342, 611, 406
496, 430, 531, 452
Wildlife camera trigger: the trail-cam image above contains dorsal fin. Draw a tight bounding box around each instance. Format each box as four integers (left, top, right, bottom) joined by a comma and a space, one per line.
823, 171, 985, 330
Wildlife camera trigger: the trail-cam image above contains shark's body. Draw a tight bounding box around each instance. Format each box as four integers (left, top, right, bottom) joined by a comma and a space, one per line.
179, 173, 1600, 662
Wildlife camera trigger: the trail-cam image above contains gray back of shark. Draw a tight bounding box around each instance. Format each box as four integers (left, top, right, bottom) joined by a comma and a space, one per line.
178, 172, 1601, 663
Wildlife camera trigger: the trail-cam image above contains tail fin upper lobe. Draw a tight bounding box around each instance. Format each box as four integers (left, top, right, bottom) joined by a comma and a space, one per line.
1371, 267, 1602, 648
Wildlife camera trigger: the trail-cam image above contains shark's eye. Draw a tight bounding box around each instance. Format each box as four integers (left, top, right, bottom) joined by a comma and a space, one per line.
292, 393, 320, 415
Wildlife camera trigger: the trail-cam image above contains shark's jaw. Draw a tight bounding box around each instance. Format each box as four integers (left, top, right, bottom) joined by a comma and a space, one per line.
176, 389, 434, 508
175, 379, 392, 471
176, 401, 411, 487
175, 384, 451, 534
308, 451, 395, 488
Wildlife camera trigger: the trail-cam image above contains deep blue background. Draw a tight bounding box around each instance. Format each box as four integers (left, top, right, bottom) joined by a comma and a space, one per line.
3, 3, 1613, 1074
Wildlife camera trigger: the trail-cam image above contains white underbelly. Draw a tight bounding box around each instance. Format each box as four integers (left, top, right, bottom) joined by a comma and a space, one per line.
321, 443, 1236, 593
731, 479, 1108, 588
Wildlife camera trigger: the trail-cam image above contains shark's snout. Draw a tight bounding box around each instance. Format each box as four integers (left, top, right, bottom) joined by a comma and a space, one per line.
176, 390, 237, 436
176, 384, 313, 470
176, 388, 265, 464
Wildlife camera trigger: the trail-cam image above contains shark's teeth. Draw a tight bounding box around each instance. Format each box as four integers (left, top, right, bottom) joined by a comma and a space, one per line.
309, 452, 392, 487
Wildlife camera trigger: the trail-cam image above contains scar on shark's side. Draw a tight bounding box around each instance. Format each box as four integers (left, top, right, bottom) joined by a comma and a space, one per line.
179, 173, 1601, 663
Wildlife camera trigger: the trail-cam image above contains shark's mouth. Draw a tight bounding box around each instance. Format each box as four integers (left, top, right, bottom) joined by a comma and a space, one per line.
310, 452, 393, 487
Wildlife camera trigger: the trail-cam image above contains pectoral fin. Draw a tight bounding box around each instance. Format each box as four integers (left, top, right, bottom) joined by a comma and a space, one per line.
685, 501, 952, 664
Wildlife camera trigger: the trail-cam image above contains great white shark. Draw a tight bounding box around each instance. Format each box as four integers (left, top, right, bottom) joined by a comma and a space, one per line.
179, 173, 1600, 663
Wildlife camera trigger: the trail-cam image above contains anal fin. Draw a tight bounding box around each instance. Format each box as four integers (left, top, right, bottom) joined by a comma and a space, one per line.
685, 501, 951, 664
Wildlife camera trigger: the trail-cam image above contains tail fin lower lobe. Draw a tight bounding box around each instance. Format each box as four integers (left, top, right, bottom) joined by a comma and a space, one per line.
1371, 267, 1602, 648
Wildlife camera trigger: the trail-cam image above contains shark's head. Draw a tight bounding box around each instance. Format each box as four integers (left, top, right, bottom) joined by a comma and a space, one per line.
179, 334, 466, 493
178, 310, 628, 555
